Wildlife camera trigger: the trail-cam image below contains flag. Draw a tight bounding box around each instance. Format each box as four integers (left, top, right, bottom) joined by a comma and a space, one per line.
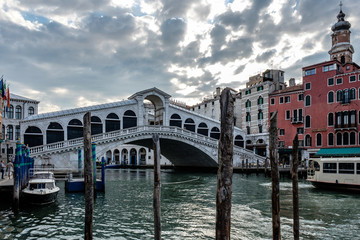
6, 87, 10, 108
2, 81, 6, 100
0, 77, 3, 99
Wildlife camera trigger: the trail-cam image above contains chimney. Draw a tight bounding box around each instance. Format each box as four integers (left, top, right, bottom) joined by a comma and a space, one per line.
216, 87, 221, 96
289, 78, 295, 87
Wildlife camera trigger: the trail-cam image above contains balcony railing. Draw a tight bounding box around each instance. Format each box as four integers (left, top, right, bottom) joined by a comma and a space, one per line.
291, 117, 304, 124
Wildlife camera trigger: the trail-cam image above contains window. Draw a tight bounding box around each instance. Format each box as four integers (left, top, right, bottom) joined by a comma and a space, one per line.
286, 110, 290, 120
297, 128, 304, 134
350, 88, 356, 100
328, 78, 334, 86
323, 163, 337, 173
6, 105, 14, 119
350, 132, 356, 145
336, 90, 343, 102
343, 132, 349, 145
305, 68, 316, 76
357, 163, 360, 174
212, 101, 214, 106
259, 125, 263, 133
328, 113, 334, 126
305, 83, 311, 90
339, 163, 354, 174
285, 96, 290, 103
245, 89, 251, 95
258, 110, 263, 120
257, 86, 263, 91
278, 141, 285, 148
15, 106, 22, 119
8, 125, 13, 140
246, 113, 251, 122
298, 94, 304, 101
246, 126, 250, 134
336, 78, 343, 85
305, 95, 311, 106
15, 125, 20, 140
257, 97, 263, 105
337, 132, 342, 145
316, 133, 322, 146
204, 104, 207, 108
305, 135, 312, 146
305, 116, 311, 128
323, 64, 336, 72
245, 100, 251, 108
343, 89, 350, 104
279, 97, 284, 104
28, 107, 35, 115
328, 91, 334, 103
279, 129, 285, 135
270, 98, 275, 105
350, 75, 356, 82
328, 133, 334, 146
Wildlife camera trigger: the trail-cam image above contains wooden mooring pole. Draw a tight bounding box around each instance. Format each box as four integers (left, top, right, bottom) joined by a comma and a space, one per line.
291, 134, 299, 240
216, 88, 234, 240
152, 133, 161, 240
269, 111, 280, 239
83, 112, 93, 240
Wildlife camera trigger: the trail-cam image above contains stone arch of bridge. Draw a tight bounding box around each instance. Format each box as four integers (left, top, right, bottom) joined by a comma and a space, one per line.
96, 134, 218, 168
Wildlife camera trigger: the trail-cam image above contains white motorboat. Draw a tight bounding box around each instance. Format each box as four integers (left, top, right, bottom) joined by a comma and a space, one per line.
22, 171, 60, 205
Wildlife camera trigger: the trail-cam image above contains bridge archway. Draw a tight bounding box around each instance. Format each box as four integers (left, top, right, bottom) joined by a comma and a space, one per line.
144, 94, 164, 126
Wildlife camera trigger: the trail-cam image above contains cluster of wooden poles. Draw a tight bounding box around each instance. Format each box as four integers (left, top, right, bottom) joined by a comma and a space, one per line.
83, 88, 301, 240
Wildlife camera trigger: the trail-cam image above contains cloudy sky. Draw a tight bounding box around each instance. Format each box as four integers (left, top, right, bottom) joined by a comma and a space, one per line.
1, 0, 359, 113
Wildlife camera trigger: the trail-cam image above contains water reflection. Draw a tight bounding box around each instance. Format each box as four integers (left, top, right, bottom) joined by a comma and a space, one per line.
0, 169, 359, 239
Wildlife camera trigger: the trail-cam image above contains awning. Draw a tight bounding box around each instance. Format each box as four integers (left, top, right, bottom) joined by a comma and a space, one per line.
314, 147, 360, 157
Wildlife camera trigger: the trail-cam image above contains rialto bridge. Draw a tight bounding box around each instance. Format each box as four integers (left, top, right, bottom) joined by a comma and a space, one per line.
20, 88, 265, 170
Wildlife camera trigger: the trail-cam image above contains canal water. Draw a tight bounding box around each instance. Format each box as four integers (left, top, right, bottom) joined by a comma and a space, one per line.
0, 169, 359, 239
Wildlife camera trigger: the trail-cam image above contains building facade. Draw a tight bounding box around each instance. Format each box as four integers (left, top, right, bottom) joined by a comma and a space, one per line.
0, 94, 39, 161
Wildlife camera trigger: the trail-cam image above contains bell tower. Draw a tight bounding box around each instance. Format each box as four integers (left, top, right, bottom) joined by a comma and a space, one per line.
328, 2, 354, 64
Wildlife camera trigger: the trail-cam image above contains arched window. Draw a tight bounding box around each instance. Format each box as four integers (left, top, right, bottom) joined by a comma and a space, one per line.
7, 125, 13, 140
336, 132, 342, 146
91, 116, 103, 135
24, 126, 43, 147
68, 119, 83, 140
328, 113, 334, 126
15, 125, 20, 140
46, 122, 64, 144
350, 132, 356, 145
15, 106, 22, 119
305, 115, 311, 128
245, 100, 251, 108
234, 135, 244, 148
350, 88, 356, 100
169, 114, 182, 128
328, 91, 334, 103
336, 90, 343, 102
210, 127, 220, 140
328, 133, 334, 146
184, 118, 195, 132
28, 106, 35, 115
6, 105, 14, 119
197, 122, 208, 136
257, 96, 263, 105
106, 113, 120, 132
123, 110, 137, 129
343, 132, 349, 145
316, 133, 322, 146
305, 135, 312, 146
305, 95, 311, 106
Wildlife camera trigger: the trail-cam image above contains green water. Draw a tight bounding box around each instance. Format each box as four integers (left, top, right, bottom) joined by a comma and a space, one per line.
0, 169, 359, 239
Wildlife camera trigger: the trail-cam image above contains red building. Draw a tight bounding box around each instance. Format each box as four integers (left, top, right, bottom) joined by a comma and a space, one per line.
269, 6, 360, 164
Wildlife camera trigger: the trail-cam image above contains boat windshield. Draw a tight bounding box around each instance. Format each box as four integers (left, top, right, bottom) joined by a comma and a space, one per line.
30, 183, 55, 190
32, 173, 53, 179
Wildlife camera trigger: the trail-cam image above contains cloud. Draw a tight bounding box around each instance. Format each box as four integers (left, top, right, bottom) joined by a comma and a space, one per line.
0, 0, 360, 113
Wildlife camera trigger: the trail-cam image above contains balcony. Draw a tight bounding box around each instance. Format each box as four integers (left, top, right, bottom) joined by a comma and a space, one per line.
334, 122, 357, 131
291, 117, 304, 124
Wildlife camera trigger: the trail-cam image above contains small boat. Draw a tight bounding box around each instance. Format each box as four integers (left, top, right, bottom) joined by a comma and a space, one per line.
22, 171, 60, 205
307, 157, 360, 192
